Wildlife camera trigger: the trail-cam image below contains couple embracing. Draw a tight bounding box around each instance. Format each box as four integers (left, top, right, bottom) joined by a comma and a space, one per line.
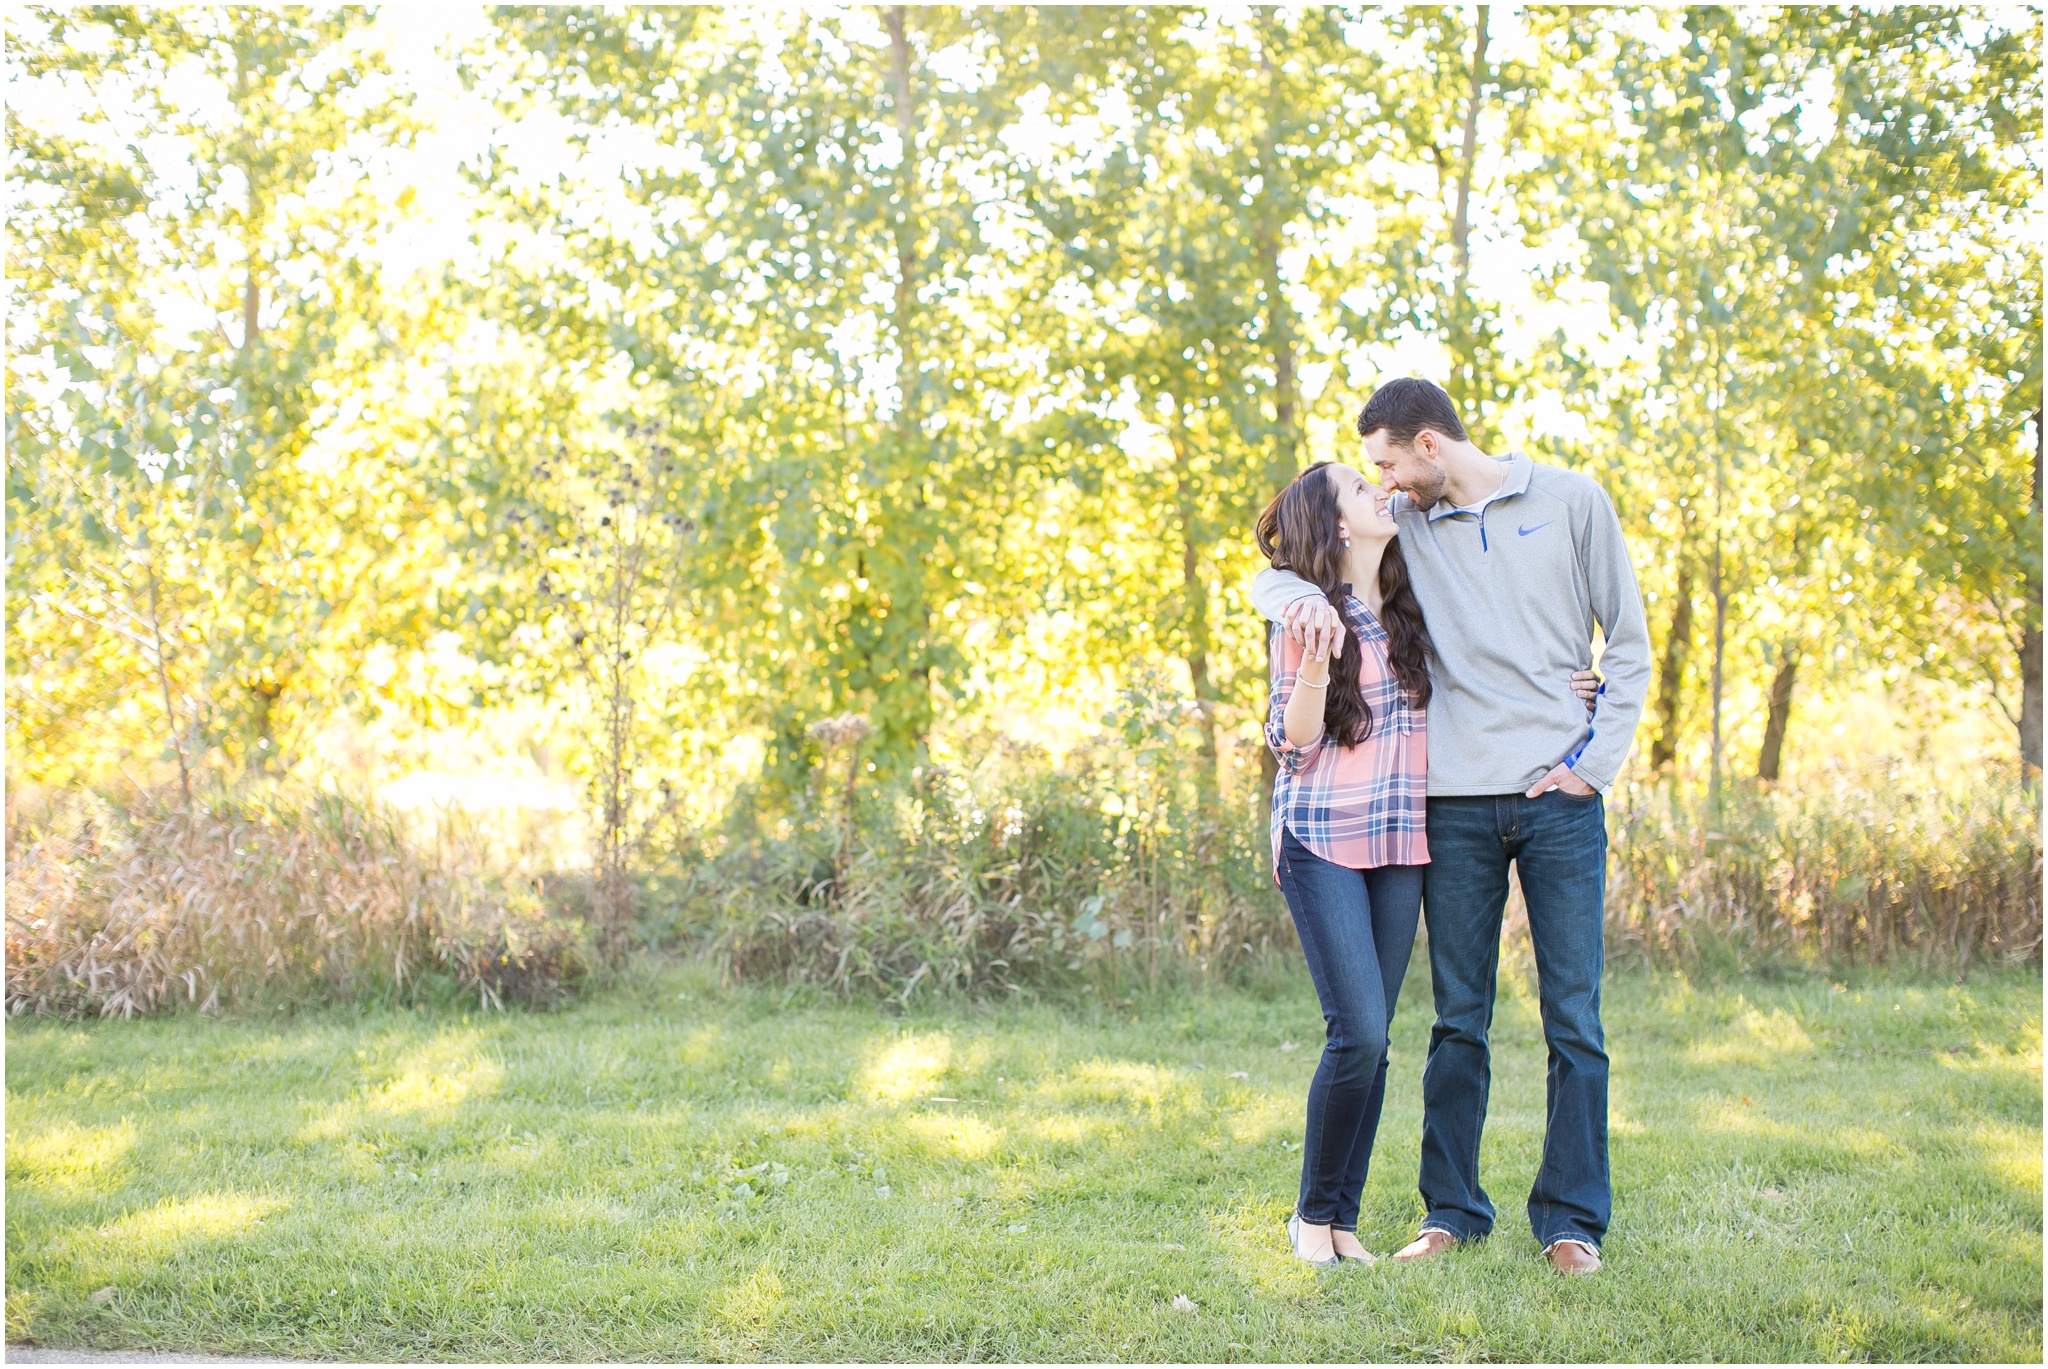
1252, 377, 1650, 1276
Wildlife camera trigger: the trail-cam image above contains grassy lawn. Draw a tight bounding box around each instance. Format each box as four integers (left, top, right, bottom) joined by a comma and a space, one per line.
6, 950, 2041, 1363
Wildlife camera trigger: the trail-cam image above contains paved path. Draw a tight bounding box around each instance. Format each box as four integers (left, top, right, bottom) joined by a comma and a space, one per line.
6, 1348, 307, 1365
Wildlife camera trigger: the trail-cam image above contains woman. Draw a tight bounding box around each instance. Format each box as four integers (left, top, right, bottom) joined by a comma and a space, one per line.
1257, 462, 1597, 1267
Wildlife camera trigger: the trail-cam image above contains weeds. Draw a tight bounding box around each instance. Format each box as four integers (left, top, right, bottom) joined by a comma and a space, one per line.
1606, 759, 2042, 969
4, 785, 590, 1019
7, 750, 2035, 1018
687, 733, 1287, 1002
516, 419, 698, 961
683, 745, 2041, 998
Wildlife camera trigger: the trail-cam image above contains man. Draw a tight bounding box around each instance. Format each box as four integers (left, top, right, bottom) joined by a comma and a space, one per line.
1250, 377, 1650, 1276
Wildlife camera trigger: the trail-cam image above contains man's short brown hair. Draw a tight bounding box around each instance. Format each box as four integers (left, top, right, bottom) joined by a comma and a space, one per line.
1356, 377, 1468, 445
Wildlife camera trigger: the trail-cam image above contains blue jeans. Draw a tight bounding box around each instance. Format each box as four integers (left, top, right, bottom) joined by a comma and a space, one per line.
1274, 826, 1425, 1230
1418, 791, 1609, 1250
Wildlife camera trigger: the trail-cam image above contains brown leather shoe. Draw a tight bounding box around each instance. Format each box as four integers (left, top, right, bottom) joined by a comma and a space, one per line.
1545, 1238, 1602, 1275
1391, 1228, 1458, 1263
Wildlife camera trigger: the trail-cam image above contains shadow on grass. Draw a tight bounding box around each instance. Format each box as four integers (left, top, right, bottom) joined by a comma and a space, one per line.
6, 958, 2041, 1361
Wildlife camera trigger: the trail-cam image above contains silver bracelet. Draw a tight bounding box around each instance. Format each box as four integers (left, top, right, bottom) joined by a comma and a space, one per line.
1297, 675, 1331, 689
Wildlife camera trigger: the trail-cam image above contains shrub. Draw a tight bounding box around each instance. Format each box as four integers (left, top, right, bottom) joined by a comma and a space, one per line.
682, 741, 2040, 997
5, 785, 591, 1019
684, 735, 1293, 1002
1605, 760, 2042, 970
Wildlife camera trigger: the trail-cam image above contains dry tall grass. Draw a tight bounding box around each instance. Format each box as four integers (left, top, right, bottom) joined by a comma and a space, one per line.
689, 739, 1287, 1001
5, 786, 590, 1018
685, 748, 2041, 997
10, 750, 2034, 1017
1606, 761, 2042, 967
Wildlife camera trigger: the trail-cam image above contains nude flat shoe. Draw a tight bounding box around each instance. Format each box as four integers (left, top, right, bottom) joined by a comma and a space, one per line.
1285, 1213, 1340, 1269
1333, 1239, 1379, 1266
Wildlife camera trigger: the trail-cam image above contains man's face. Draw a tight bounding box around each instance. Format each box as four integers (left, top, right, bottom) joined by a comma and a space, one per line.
1362, 429, 1449, 509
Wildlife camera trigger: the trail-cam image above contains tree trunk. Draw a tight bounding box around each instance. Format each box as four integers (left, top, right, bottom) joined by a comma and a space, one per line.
1254, 24, 1299, 819
1254, 34, 1300, 495
1447, 5, 1489, 423
1172, 419, 1220, 807
1710, 535, 1726, 803
2022, 408, 2042, 774
1183, 543, 1220, 808
242, 271, 261, 352
1757, 651, 1797, 782
882, 5, 936, 755
234, 45, 261, 354
1649, 556, 1693, 770
2022, 619, 2041, 776
1258, 663, 1280, 813
884, 7, 919, 380
144, 556, 193, 809
1708, 341, 1728, 810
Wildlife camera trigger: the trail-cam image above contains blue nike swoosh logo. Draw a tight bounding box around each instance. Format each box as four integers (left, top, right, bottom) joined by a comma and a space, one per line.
1518, 522, 1550, 537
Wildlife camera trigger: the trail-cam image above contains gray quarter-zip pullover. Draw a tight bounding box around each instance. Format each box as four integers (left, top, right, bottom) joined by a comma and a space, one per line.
1250, 451, 1651, 795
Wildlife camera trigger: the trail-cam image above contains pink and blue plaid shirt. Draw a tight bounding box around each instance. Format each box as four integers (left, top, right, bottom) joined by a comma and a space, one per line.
1265, 597, 1430, 876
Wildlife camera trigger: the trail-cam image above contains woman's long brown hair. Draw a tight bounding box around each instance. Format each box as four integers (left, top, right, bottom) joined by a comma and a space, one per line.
1254, 462, 1434, 746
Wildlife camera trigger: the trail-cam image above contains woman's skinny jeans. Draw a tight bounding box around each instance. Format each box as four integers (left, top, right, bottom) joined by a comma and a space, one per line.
1274, 825, 1424, 1231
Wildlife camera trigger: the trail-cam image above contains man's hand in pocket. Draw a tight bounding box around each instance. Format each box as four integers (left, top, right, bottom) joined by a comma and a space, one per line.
1526, 763, 1596, 799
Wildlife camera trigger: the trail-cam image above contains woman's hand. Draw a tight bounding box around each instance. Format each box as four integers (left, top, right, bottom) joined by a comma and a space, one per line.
1280, 597, 1345, 661
1570, 669, 1601, 714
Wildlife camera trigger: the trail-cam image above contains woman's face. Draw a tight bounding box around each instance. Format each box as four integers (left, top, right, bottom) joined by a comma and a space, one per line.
1326, 463, 1399, 547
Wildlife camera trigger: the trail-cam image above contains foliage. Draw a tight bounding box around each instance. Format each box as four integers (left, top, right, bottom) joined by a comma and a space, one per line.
6, 9, 505, 786
5, 6, 2039, 969
1538, 8, 2041, 778
515, 420, 700, 957
3, 784, 589, 1019
688, 680, 1282, 1000
674, 732, 2040, 999
6, 963, 2039, 1360
1605, 761, 2043, 968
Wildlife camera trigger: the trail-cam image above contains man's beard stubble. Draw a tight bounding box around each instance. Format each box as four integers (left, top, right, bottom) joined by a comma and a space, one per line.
1399, 459, 1449, 511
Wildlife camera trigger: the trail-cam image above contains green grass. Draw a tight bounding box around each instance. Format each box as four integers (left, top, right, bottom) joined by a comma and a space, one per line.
6, 952, 2041, 1363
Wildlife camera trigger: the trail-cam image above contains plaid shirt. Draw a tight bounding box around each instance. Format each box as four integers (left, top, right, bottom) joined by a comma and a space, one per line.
1265, 596, 1430, 876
